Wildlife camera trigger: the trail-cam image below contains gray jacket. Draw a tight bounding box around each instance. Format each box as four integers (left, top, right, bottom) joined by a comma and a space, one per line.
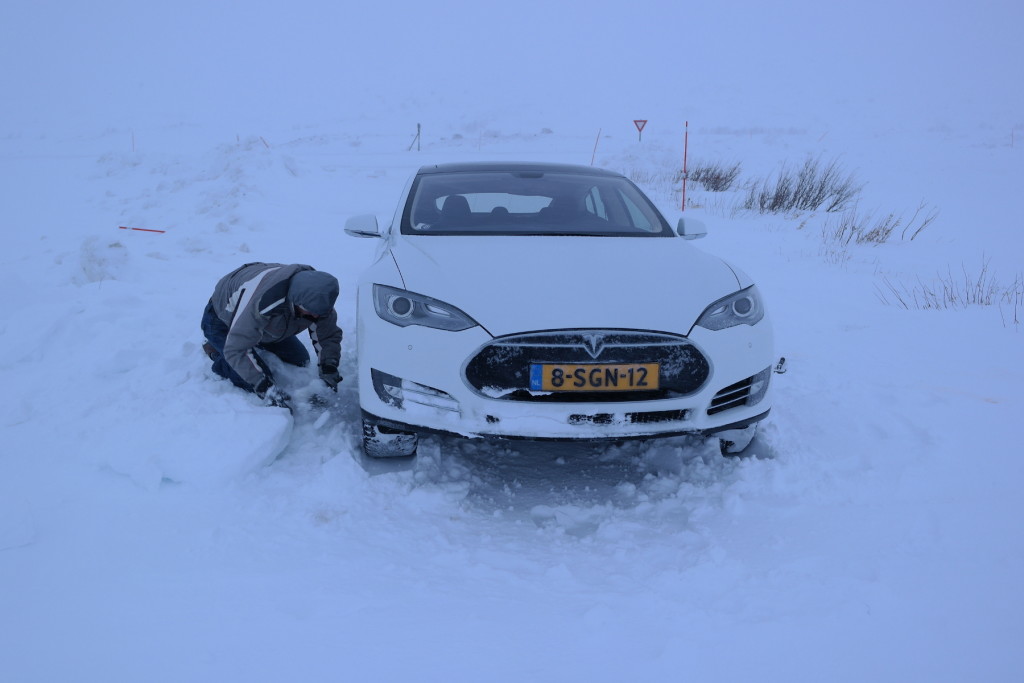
209, 263, 342, 388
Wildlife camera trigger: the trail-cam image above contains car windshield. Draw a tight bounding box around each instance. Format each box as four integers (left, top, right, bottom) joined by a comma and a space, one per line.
401, 171, 673, 236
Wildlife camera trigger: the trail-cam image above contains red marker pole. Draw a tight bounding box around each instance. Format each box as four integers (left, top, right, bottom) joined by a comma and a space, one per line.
119, 226, 166, 234
680, 121, 689, 211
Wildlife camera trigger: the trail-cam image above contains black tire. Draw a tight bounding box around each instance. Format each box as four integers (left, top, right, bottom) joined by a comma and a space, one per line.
718, 423, 758, 457
719, 438, 741, 457
362, 420, 418, 458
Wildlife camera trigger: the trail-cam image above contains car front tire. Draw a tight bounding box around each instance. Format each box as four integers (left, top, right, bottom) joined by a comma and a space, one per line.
362, 419, 419, 458
717, 423, 758, 456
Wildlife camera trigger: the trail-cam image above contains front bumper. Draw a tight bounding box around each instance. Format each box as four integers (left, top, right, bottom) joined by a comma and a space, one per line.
363, 407, 771, 443
355, 300, 774, 441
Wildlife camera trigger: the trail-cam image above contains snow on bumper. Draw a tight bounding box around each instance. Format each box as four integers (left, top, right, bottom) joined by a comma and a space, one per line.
356, 311, 774, 441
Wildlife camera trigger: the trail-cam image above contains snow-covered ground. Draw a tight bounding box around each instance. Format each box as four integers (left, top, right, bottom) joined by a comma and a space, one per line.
2, 2, 1023, 681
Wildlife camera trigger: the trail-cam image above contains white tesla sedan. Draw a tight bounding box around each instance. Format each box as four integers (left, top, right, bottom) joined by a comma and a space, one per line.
345, 162, 775, 458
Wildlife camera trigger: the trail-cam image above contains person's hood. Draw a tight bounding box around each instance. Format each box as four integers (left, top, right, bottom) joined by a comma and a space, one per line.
288, 270, 339, 316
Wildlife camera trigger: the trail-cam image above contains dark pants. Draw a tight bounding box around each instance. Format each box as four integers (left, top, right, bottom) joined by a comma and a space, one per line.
201, 301, 310, 392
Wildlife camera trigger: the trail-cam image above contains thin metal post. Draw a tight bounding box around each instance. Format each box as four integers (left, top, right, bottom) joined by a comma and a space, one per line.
681, 121, 689, 211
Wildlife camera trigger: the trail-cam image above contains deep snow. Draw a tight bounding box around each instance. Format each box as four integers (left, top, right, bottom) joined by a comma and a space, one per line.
2, 1, 1024, 681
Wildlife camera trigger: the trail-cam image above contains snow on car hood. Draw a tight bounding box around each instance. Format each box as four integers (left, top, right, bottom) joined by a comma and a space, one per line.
389, 236, 741, 337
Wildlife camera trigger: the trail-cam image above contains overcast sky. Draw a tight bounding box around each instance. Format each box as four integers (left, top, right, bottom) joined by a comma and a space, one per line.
2, 0, 1021, 130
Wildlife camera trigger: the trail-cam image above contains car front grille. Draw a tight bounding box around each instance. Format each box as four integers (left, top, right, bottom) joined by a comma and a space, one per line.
464, 330, 710, 402
568, 409, 689, 425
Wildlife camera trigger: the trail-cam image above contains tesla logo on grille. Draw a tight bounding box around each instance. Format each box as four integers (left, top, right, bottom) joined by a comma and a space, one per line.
580, 333, 607, 359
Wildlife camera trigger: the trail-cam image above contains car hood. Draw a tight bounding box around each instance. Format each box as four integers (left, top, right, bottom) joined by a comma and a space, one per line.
389, 236, 741, 337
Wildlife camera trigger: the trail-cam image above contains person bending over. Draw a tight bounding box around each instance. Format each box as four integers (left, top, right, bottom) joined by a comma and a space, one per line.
200, 262, 343, 409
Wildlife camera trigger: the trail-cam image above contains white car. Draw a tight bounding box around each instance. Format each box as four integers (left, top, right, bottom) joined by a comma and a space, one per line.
345, 162, 775, 458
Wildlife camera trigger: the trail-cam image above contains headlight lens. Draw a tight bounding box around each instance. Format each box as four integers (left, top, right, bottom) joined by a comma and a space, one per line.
695, 285, 765, 331
373, 284, 478, 331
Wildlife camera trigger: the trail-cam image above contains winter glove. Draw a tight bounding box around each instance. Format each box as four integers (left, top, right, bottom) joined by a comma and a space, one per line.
254, 377, 291, 409
319, 364, 342, 392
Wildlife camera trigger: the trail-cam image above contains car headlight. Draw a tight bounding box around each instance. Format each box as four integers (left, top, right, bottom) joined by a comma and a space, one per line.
695, 285, 765, 331
373, 284, 478, 331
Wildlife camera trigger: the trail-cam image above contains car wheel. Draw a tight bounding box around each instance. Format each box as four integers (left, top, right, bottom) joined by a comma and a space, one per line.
717, 423, 758, 457
362, 419, 419, 458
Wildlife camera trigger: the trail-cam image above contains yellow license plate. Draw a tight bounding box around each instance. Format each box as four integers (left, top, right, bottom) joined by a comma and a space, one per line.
529, 363, 660, 392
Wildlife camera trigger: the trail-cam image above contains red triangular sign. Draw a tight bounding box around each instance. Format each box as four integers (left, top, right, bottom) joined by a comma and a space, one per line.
634, 120, 648, 132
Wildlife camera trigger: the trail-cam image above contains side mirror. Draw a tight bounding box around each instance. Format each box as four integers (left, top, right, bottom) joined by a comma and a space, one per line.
344, 214, 382, 238
676, 217, 707, 240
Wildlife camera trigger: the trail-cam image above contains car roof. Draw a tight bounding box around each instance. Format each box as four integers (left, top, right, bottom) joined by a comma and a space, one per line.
416, 162, 623, 177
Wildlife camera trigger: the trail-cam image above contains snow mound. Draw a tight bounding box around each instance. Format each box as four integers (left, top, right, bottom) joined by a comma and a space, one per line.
102, 403, 292, 489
